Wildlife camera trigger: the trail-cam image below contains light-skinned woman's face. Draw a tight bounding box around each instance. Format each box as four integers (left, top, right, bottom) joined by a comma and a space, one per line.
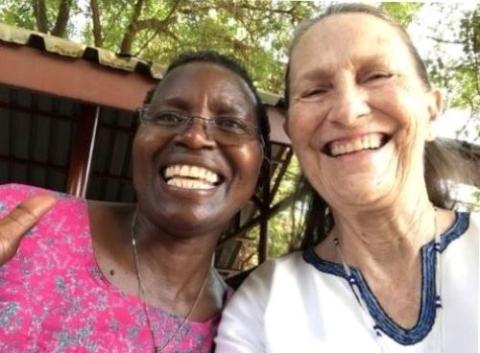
287, 13, 442, 209
132, 63, 263, 236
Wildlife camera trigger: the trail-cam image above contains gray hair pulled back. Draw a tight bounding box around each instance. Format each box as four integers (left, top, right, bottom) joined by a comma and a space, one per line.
285, 3, 477, 249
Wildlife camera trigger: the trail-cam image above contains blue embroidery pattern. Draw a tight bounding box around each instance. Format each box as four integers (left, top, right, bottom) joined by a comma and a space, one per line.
303, 212, 470, 345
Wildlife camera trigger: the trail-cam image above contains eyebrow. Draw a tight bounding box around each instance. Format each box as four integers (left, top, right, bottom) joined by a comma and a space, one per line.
296, 67, 334, 83
154, 95, 251, 116
295, 55, 392, 83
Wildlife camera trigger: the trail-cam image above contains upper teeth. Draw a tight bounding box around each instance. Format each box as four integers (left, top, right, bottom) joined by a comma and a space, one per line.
166, 178, 215, 190
163, 165, 219, 184
329, 134, 383, 157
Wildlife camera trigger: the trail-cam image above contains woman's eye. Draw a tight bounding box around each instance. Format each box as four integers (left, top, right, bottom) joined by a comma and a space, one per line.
365, 72, 393, 82
302, 88, 328, 98
216, 117, 248, 134
154, 112, 185, 125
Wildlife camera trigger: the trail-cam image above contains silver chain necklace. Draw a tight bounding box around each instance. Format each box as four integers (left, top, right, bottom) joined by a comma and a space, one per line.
131, 212, 210, 353
333, 207, 443, 353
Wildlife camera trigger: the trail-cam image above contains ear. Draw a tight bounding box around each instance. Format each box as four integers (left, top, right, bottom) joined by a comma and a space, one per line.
426, 87, 443, 141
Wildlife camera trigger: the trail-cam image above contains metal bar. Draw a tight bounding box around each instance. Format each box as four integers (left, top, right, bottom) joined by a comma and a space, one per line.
66, 105, 99, 197
269, 148, 293, 203
0, 99, 73, 122
216, 269, 242, 276
101, 116, 120, 200
217, 193, 296, 249
258, 180, 270, 264
0, 99, 135, 134
6, 90, 13, 181
0, 154, 65, 171
46, 100, 59, 190
27, 96, 38, 185
115, 112, 136, 200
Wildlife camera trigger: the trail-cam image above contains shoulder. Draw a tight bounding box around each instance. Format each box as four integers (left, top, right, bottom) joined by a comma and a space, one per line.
0, 184, 91, 258
0, 185, 93, 284
0, 183, 56, 208
229, 251, 306, 303
0, 184, 90, 234
454, 211, 479, 239
216, 252, 312, 352
0, 183, 81, 215
467, 211, 480, 226
465, 211, 480, 241
249, 251, 306, 281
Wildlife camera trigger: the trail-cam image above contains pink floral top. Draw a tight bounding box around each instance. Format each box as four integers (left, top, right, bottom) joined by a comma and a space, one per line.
0, 184, 221, 353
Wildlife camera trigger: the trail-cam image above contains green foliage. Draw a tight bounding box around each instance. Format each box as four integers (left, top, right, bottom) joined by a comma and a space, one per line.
425, 4, 480, 120
268, 157, 302, 257
381, 2, 424, 26
0, 0, 80, 37
0, 1, 36, 29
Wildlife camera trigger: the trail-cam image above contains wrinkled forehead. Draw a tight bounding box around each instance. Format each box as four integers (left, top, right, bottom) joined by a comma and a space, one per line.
290, 13, 410, 76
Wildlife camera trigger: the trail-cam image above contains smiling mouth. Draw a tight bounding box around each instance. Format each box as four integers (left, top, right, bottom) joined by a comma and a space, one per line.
161, 164, 223, 190
325, 133, 390, 157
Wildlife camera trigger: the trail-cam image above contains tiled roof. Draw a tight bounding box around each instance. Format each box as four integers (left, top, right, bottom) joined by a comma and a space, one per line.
0, 22, 165, 79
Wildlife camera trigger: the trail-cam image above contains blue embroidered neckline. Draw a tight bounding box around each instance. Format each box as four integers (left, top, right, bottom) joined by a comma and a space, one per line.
302, 212, 470, 345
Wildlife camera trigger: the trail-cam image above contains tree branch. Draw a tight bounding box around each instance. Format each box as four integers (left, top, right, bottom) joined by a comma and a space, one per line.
427, 36, 464, 45
120, 0, 180, 56
33, 0, 49, 33
90, 0, 103, 46
119, 0, 146, 55
51, 0, 72, 37
181, 2, 300, 21
102, 5, 128, 40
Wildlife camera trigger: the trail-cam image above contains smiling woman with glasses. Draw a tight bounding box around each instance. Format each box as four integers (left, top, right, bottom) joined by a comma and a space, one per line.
0, 51, 270, 353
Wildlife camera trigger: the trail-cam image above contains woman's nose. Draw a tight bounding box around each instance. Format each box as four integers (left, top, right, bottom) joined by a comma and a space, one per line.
329, 82, 370, 126
173, 118, 216, 149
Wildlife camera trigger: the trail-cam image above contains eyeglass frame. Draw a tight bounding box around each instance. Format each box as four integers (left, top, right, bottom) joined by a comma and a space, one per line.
137, 105, 265, 148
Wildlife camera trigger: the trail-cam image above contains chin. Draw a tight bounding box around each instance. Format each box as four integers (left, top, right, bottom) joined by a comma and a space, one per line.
328, 174, 397, 208
161, 203, 236, 236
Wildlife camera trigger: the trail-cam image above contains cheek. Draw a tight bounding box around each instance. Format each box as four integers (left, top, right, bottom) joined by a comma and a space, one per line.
131, 137, 148, 191
234, 144, 263, 187
394, 103, 430, 153
397, 118, 426, 173
132, 132, 151, 168
131, 130, 163, 187
287, 110, 323, 165
387, 109, 432, 191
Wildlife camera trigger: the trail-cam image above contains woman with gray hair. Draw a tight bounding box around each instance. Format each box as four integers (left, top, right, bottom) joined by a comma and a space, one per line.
216, 4, 478, 353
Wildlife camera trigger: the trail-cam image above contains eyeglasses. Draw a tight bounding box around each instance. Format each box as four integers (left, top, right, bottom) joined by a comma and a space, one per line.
138, 106, 263, 147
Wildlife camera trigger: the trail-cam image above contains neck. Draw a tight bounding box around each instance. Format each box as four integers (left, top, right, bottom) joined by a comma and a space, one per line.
130, 210, 221, 296
328, 191, 436, 272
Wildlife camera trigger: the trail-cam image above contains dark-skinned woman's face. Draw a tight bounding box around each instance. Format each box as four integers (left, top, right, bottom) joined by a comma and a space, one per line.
132, 63, 264, 236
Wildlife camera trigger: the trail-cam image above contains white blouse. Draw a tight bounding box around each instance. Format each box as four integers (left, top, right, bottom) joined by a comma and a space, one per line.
216, 212, 479, 353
